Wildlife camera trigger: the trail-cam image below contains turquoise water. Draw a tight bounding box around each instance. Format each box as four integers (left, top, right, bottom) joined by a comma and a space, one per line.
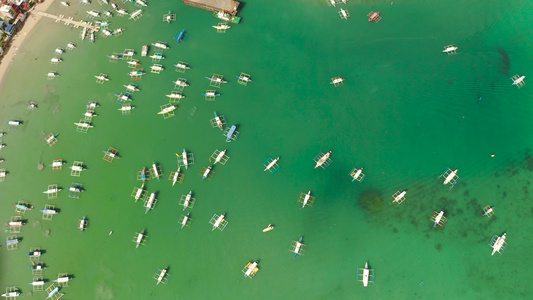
1, 0, 533, 299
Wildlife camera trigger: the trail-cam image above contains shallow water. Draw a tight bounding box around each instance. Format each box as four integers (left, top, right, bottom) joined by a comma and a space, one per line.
1, 0, 533, 299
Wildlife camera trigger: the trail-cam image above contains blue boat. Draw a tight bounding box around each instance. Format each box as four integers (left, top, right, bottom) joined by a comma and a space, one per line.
3, 238, 19, 246
226, 125, 237, 142
175, 30, 187, 43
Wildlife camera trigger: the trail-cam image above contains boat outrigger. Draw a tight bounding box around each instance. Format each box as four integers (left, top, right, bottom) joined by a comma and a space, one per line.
289, 237, 306, 257
511, 74, 526, 88
152, 42, 169, 50
154, 267, 170, 285
209, 213, 228, 231
263, 157, 280, 173
298, 191, 315, 209
201, 166, 213, 181
180, 213, 190, 229
489, 233, 507, 255
242, 261, 259, 279
357, 262, 375, 288
145, 192, 157, 214
141, 45, 149, 56
392, 190, 407, 204
430, 210, 447, 227
314, 151, 332, 169
442, 44, 458, 55
133, 230, 147, 248
440, 168, 459, 189
367, 11, 382, 23
175, 30, 186, 43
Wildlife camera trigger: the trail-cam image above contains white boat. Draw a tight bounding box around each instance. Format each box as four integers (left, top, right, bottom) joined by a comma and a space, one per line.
60, 1, 69, 6
78, 217, 87, 232
50, 57, 62, 63
182, 191, 192, 210
66, 42, 76, 50
442, 45, 458, 53
172, 167, 181, 186
149, 54, 164, 60
39, 209, 58, 215
7, 221, 23, 227
130, 9, 142, 20
74, 122, 93, 129
156, 268, 167, 285
512, 75, 526, 86
174, 63, 190, 70
127, 60, 141, 67
123, 50, 135, 56
152, 162, 160, 181
158, 105, 177, 115
145, 193, 156, 214
113, 28, 124, 35
115, 94, 132, 102
180, 213, 189, 229
166, 93, 184, 99
136, 0, 147, 7
95, 75, 109, 81
54, 276, 71, 283
54, 48, 64, 55
141, 45, 148, 56
43, 187, 61, 194
243, 261, 259, 278
85, 102, 99, 108
124, 84, 139, 92
68, 187, 83, 193
214, 112, 224, 130
491, 233, 507, 255
202, 166, 212, 181
29, 280, 45, 286
314, 151, 332, 169
87, 10, 100, 18
361, 262, 371, 287
181, 149, 188, 169
392, 190, 407, 204
111, 3, 118, 10
51, 160, 64, 168
443, 169, 458, 185
330, 77, 344, 85
212, 214, 225, 231
264, 157, 280, 172
46, 72, 58, 78
301, 191, 312, 208
173, 79, 189, 86
90, 32, 95, 43
213, 150, 226, 164
206, 76, 227, 84
432, 210, 445, 227
262, 224, 274, 232
118, 106, 135, 112
103, 10, 113, 18
102, 29, 112, 37
1, 291, 20, 297
152, 42, 169, 50
117, 9, 128, 16
7, 121, 21, 126
81, 27, 87, 40
135, 231, 144, 248
151, 65, 164, 72
213, 24, 231, 30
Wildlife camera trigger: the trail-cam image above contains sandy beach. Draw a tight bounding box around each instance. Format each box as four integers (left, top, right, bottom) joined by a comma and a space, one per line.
0, 0, 55, 89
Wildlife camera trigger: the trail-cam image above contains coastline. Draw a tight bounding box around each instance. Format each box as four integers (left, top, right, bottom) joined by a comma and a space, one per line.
0, 0, 55, 90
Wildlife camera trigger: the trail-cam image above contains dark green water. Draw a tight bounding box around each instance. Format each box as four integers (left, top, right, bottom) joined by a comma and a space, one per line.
1, 0, 533, 299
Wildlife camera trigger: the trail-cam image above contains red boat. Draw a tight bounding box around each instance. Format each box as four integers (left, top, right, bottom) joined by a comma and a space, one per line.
367, 11, 382, 23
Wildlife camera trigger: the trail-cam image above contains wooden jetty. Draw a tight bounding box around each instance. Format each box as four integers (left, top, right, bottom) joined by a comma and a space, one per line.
183, 0, 240, 16
36, 11, 100, 33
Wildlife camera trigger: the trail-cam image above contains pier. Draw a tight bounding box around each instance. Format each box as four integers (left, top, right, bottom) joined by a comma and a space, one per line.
36, 11, 100, 33
183, 0, 240, 16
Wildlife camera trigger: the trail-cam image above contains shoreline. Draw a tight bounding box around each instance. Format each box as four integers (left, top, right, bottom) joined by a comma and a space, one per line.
0, 0, 56, 90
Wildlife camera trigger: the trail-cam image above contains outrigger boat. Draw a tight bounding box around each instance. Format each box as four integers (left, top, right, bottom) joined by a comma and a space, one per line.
54, 48, 64, 55
46, 286, 63, 299
300, 191, 313, 208
201, 166, 212, 181
122, 49, 134, 56
1, 291, 20, 297
27, 250, 42, 257
85, 101, 99, 108
236, 73, 252, 83
175, 30, 186, 43
135, 230, 145, 248
128, 70, 146, 77
141, 45, 149, 56
4, 238, 19, 246
127, 60, 141, 67
118, 105, 135, 113
166, 93, 184, 99
81, 27, 87, 40
490, 233, 507, 255
212, 150, 227, 165
214, 11, 241, 24
182, 191, 192, 210
292, 237, 304, 258
60, 1, 69, 6
149, 53, 164, 60
46, 286, 65, 299
87, 10, 99, 18
242, 261, 259, 279
7, 120, 21, 126
205, 75, 227, 84
95, 74, 109, 82
171, 167, 181, 186
431, 210, 446, 227
211, 214, 225, 231
103, 10, 113, 18
50, 58, 62, 64
151, 162, 160, 181
264, 157, 280, 172
213, 112, 224, 130
129, 9, 143, 20
173, 79, 189, 86
151, 64, 164, 72
180, 213, 190, 229
157, 105, 177, 115
174, 63, 190, 70
78, 216, 87, 232
179, 149, 189, 169
358, 262, 375, 288
262, 224, 274, 232
90, 32, 95, 43
152, 42, 169, 50
145, 192, 156, 214
511, 75, 526, 88
12, 203, 31, 211
39, 209, 57, 215
74, 122, 93, 129
115, 94, 132, 102
124, 84, 139, 92
43, 187, 62, 194
392, 190, 407, 204
6, 220, 24, 227
155, 268, 167, 285
117, 9, 128, 16
314, 151, 332, 169
442, 45, 458, 54
330, 77, 345, 86
29, 280, 45, 286
66, 42, 76, 50
202, 91, 220, 98
140, 167, 147, 186
226, 125, 237, 142
213, 23, 231, 30
367, 11, 381, 22
53, 276, 71, 284
482, 205, 495, 217
101, 29, 113, 37
29, 264, 46, 270
136, 0, 147, 7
